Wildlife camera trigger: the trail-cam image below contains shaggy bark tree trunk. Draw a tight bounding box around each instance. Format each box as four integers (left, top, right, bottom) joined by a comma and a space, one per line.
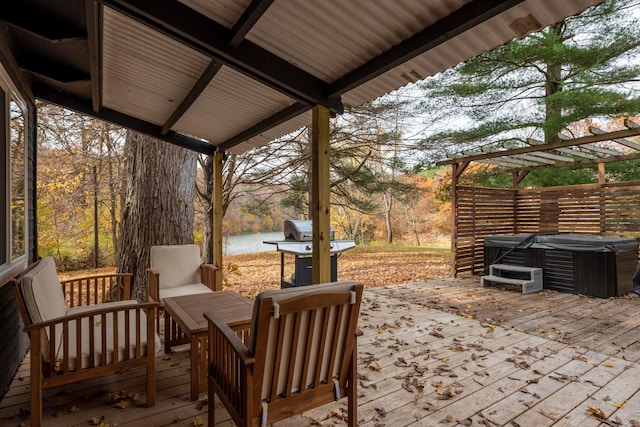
116, 132, 197, 300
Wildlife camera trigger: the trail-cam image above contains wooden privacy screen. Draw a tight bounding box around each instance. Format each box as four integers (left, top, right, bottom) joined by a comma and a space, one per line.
453, 181, 640, 277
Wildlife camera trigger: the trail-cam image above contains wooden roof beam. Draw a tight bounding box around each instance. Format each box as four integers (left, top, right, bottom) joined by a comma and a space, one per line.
589, 125, 640, 151
529, 150, 574, 162
160, 0, 275, 136
438, 127, 640, 166
501, 151, 640, 174
102, 0, 343, 113
85, 1, 102, 113
626, 119, 639, 128
328, 0, 525, 97
511, 153, 555, 165
558, 133, 622, 156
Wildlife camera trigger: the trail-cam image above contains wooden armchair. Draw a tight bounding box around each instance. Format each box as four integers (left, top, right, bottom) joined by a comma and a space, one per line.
147, 244, 217, 348
205, 280, 363, 427
12, 257, 159, 427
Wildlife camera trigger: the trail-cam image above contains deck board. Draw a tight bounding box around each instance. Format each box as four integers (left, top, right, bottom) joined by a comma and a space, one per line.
3, 277, 640, 426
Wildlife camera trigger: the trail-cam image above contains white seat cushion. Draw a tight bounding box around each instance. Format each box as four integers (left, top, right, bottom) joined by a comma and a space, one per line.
20, 257, 66, 323
150, 244, 202, 289
158, 283, 213, 306
19, 257, 66, 362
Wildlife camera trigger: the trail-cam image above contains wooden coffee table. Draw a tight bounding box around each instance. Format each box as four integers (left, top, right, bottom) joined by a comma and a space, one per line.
162, 291, 253, 400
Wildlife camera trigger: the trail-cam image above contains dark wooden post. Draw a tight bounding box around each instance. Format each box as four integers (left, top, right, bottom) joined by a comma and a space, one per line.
451, 162, 469, 277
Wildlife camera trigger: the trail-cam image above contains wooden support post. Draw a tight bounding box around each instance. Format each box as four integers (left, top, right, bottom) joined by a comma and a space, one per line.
451, 162, 469, 278
212, 151, 224, 291
311, 105, 331, 284
598, 162, 605, 234
512, 170, 529, 189
512, 171, 529, 236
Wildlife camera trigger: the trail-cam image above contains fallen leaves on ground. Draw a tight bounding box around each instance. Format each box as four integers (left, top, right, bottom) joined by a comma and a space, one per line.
223, 247, 451, 298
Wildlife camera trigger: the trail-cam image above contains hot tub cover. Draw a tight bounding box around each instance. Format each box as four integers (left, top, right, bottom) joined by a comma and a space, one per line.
484, 233, 638, 253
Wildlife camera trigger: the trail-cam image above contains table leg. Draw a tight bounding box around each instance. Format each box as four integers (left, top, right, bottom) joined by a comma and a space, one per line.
164, 312, 171, 353
198, 335, 208, 396
190, 335, 199, 401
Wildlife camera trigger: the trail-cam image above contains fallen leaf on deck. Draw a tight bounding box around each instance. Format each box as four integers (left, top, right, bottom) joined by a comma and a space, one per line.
604, 362, 614, 368
90, 416, 106, 425
116, 400, 130, 409
439, 414, 453, 423
614, 402, 626, 408
394, 357, 410, 367
193, 416, 204, 426
587, 406, 607, 419
331, 408, 348, 421
374, 407, 387, 418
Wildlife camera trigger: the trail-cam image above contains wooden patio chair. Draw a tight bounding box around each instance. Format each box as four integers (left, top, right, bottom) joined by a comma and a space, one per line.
11, 256, 159, 427
147, 244, 217, 347
205, 280, 363, 427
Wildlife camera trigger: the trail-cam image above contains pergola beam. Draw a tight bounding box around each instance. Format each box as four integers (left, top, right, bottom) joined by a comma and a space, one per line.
501, 151, 640, 174
438, 126, 640, 166
589, 125, 640, 151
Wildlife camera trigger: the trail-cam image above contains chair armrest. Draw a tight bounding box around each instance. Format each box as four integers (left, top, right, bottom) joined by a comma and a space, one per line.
60, 273, 133, 307
204, 311, 253, 364
200, 264, 217, 290
205, 310, 254, 418
147, 268, 160, 302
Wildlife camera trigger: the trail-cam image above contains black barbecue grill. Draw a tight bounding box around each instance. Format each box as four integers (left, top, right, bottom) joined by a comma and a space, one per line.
264, 220, 355, 288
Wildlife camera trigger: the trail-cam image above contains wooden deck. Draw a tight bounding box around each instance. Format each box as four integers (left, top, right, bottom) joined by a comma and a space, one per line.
3, 277, 640, 426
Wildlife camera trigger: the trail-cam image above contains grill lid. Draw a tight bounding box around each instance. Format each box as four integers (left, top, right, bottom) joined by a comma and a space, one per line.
284, 219, 334, 241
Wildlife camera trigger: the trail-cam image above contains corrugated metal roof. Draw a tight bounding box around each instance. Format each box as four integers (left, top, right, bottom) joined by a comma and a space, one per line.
103, 8, 211, 126
5, 0, 607, 154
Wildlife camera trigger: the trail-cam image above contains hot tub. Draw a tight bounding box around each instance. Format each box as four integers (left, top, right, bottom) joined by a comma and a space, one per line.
484, 233, 639, 298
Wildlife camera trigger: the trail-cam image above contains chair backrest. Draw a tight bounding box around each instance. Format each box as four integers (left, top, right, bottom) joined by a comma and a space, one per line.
16, 256, 66, 362
149, 244, 201, 288
249, 281, 363, 409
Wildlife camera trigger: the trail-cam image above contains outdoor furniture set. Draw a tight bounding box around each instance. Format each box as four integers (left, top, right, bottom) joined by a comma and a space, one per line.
11, 244, 363, 427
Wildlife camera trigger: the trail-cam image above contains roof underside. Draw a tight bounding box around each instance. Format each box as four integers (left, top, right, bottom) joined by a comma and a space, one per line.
0, 0, 605, 155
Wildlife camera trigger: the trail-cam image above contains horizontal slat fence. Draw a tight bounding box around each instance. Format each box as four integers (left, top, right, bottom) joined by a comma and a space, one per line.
454, 186, 516, 276
454, 181, 640, 277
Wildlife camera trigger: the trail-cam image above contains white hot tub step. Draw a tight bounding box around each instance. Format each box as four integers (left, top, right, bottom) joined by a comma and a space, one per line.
481, 264, 543, 294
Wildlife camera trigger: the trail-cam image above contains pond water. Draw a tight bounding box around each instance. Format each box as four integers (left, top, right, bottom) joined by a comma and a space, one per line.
223, 230, 284, 255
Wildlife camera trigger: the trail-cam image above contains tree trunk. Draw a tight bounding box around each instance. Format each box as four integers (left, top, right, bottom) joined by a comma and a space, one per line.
199, 155, 214, 264
383, 192, 393, 243
405, 206, 421, 246
544, 23, 565, 142
116, 132, 197, 300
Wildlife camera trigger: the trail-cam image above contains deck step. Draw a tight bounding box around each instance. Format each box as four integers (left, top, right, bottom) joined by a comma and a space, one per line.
481, 264, 543, 294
